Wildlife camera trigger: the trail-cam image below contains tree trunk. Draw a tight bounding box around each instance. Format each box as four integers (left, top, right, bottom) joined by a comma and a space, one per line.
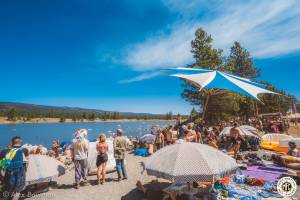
254, 102, 259, 117
202, 94, 210, 120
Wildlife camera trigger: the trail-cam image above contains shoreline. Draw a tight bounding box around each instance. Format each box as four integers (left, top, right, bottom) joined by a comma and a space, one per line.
0, 117, 175, 125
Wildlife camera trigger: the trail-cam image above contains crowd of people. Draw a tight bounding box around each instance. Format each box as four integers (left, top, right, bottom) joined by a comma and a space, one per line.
144, 122, 256, 160
0, 128, 129, 199
0, 116, 298, 200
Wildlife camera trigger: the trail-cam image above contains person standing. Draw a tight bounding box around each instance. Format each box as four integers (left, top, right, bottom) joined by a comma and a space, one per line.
113, 129, 127, 181
165, 125, 174, 145
230, 123, 243, 159
0, 136, 29, 200
71, 131, 89, 189
96, 134, 108, 185
155, 128, 164, 150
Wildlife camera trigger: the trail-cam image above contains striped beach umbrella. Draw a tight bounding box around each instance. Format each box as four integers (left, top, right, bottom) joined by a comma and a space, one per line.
144, 142, 238, 183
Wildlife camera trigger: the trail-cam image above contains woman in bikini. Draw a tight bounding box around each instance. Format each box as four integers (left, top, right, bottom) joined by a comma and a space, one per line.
96, 134, 109, 185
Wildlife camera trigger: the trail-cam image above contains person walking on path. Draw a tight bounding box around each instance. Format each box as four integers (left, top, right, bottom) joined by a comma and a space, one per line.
96, 134, 108, 185
71, 130, 89, 189
113, 129, 127, 181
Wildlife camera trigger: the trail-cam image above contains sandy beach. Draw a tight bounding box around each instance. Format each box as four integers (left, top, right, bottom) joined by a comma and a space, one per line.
27, 153, 156, 200
0, 117, 174, 125
24, 152, 300, 200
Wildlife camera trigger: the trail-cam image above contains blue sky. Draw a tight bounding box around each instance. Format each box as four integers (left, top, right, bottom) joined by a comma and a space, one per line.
0, 0, 299, 114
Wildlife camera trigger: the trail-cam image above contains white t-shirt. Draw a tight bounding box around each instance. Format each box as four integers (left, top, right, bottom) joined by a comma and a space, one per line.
72, 138, 89, 160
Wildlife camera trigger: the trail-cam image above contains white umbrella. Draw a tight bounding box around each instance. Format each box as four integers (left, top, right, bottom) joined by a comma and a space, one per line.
261, 133, 292, 143
26, 155, 66, 185
240, 125, 259, 133
220, 127, 258, 138
139, 134, 156, 144
144, 142, 238, 183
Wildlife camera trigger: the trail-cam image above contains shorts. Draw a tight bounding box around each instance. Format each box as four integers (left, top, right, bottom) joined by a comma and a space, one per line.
96, 153, 108, 167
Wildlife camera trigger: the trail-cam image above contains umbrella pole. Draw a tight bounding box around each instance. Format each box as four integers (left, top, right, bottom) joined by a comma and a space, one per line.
202, 94, 210, 120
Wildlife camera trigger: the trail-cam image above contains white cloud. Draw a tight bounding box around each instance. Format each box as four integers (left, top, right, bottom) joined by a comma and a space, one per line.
119, 71, 163, 84
123, 0, 300, 71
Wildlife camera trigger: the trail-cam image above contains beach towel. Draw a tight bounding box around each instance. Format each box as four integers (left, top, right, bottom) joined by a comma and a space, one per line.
241, 166, 284, 182
233, 175, 246, 184
134, 148, 149, 157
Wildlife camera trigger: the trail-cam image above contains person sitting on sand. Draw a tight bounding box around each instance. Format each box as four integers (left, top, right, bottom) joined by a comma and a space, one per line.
184, 130, 193, 142
287, 141, 299, 157
208, 137, 218, 149
51, 140, 63, 158
96, 134, 108, 185
187, 123, 196, 142
113, 129, 128, 181
271, 142, 300, 170
71, 132, 89, 189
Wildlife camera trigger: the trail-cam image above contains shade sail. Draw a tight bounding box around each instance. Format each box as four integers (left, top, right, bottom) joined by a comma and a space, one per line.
169, 68, 277, 101
144, 142, 238, 183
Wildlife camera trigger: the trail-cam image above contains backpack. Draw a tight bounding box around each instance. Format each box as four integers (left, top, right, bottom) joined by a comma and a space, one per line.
0, 148, 24, 172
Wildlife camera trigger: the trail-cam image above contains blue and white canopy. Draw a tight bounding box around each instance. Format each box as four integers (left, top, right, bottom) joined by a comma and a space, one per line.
169, 67, 277, 101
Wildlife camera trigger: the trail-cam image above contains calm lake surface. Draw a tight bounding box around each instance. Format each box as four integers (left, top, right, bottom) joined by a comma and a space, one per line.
0, 121, 173, 149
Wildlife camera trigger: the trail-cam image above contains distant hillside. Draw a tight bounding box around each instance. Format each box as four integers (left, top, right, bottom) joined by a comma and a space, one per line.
0, 102, 170, 120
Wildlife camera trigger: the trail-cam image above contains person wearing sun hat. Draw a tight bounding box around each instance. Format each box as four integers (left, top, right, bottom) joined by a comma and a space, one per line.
71, 129, 89, 189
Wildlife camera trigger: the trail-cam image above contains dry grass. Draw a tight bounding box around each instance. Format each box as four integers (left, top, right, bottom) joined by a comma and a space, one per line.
289, 123, 300, 137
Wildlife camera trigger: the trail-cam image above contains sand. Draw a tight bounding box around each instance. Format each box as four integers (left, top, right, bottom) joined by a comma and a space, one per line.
27, 153, 155, 200
20, 123, 300, 200
25, 152, 300, 200
0, 117, 173, 124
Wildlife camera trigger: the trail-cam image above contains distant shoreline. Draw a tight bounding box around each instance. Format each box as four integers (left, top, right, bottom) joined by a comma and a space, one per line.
0, 117, 175, 125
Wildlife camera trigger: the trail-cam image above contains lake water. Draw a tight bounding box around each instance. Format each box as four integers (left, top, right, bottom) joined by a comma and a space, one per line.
0, 121, 173, 149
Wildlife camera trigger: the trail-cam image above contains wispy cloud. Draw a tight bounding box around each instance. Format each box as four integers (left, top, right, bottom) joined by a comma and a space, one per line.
119, 71, 163, 84
123, 0, 300, 71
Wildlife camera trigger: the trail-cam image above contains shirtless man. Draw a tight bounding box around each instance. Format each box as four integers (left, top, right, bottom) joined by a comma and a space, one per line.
230, 123, 243, 159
